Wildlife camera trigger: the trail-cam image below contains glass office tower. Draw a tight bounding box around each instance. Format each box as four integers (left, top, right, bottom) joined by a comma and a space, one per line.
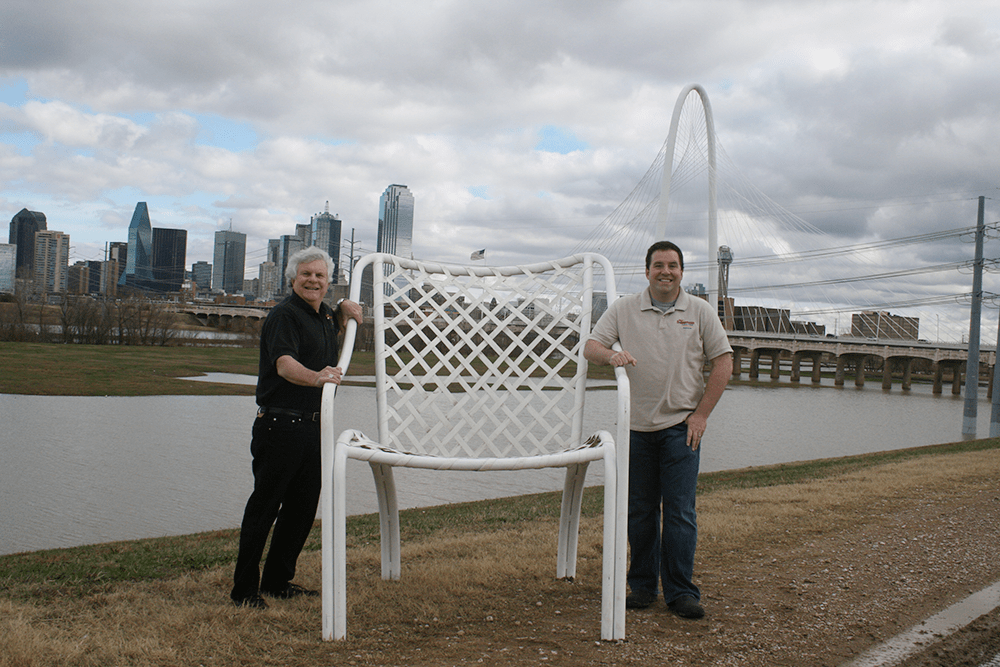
213, 229, 247, 294
311, 201, 342, 283
151, 227, 187, 293
119, 202, 154, 288
377, 184, 414, 259
9, 208, 47, 277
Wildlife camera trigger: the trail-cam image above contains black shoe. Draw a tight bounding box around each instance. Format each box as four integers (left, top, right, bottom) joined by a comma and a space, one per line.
625, 589, 656, 609
232, 594, 268, 609
261, 583, 320, 600
667, 595, 705, 619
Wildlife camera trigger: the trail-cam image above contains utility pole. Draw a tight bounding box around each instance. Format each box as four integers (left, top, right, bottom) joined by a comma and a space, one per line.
963, 196, 985, 440
344, 228, 361, 286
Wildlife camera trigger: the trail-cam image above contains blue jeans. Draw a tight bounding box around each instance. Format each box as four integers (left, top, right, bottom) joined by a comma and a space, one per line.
627, 424, 701, 604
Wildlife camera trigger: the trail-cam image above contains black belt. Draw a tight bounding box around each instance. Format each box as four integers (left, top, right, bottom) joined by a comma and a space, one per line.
257, 407, 321, 422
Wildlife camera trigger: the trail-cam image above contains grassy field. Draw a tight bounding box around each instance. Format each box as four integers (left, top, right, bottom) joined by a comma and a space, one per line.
0, 342, 388, 396
2, 436, 996, 597
0, 341, 617, 396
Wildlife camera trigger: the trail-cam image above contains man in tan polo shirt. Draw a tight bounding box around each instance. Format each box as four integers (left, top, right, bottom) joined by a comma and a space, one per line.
585, 240, 733, 619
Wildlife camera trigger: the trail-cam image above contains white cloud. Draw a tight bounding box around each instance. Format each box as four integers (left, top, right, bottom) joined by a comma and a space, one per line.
1, 0, 999, 340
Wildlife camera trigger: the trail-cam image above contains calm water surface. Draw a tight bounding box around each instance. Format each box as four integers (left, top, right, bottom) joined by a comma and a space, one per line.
0, 380, 991, 555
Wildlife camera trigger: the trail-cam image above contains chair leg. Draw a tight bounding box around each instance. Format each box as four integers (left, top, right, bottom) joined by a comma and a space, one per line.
557, 463, 589, 580
321, 432, 335, 640
370, 463, 401, 580
602, 441, 627, 641
331, 443, 350, 640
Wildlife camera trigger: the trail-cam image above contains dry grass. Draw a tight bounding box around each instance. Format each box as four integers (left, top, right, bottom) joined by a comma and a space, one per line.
2, 447, 999, 666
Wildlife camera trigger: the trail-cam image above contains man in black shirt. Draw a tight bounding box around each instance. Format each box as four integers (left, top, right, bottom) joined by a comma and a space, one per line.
231, 246, 362, 608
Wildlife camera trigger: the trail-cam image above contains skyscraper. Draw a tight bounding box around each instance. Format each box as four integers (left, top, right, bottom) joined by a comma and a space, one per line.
103, 242, 127, 295
151, 227, 187, 292
258, 261, 278, 301
9, 208, 46, 277
192, 261, 212, 291
311, 201, 343, 283
274, 234, 304, 295
213, 228, 247, 294
0, 244, 15, 293
119, 202, 153, 288
34, 230, 70, 295
377, 184, 414, 259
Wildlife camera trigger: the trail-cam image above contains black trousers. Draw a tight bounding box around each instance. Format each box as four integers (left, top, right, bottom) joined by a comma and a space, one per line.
231, 413, 322, 601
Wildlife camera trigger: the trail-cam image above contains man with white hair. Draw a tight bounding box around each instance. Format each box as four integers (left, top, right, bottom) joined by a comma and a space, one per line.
231, 246, 362, 609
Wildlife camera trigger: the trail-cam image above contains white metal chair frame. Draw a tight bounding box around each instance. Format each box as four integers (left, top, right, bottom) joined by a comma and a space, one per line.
320, 252, 630, 641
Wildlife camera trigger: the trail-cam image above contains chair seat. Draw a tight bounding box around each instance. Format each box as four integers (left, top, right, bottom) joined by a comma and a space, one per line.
338, 428, 613, 471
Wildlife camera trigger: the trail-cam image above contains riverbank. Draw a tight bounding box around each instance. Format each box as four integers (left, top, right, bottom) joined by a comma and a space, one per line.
2, 440, 999, 666
0, 340, 941, 397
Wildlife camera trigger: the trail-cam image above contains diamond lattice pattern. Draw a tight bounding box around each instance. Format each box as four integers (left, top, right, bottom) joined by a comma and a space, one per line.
372, 258, 595, 460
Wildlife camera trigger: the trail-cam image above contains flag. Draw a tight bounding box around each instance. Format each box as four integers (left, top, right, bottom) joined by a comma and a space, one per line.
470, 249, 486, 261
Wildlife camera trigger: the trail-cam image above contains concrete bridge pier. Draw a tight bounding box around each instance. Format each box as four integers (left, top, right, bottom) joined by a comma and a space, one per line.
731, 349, 743, 379
901, 358, 913, 391
880, 357, 916, 391
767, 350, 781, 380
854, 357, 866, 387
749, 350, 761, 380
881, 359, 895, 390
835, 354, 867, 387
932, 361, 963, 395
790, 352, 823, 384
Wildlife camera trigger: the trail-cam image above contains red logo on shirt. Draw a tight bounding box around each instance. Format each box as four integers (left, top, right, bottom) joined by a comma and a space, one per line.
676, 319, 695, 329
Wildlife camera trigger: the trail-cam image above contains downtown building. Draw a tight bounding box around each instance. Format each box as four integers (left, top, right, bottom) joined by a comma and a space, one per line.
191, 260, 212, 293
376, 184, 415, 299
34, 230, 70, 297
151, 227, 187, 293
852, 311, 919, 341
68, 260, 102, 295
310, 201, 343, 283
213, 229, 247, 295
0, 244, 15, 293
101, 242, 127, 297
377, 184, 414, 259
119, 203, 154, 291
270, 234, 304, 296
8, 208, 47, 280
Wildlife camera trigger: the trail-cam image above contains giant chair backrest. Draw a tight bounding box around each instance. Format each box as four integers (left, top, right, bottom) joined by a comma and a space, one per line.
358, 252, 611, 460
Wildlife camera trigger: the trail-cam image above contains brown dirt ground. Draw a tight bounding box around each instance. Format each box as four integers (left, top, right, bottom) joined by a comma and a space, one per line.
292, 449, 1000, 667
230, 451, 1000, 667
4, 449, 999, 667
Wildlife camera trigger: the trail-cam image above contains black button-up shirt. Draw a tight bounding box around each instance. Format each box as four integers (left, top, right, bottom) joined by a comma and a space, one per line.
256, 292, 341, 412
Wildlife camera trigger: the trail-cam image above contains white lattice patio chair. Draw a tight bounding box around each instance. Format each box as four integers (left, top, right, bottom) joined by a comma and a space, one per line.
319, 252, 630, 641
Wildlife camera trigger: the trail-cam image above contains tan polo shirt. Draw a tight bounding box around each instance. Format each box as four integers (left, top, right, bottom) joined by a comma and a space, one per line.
589, 288, 733, 432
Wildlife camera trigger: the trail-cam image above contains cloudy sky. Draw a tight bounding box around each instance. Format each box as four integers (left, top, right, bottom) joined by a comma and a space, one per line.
2, 0, 999, 337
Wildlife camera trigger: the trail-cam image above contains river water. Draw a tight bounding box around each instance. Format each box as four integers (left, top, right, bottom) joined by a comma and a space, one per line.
0, 378, 993, 556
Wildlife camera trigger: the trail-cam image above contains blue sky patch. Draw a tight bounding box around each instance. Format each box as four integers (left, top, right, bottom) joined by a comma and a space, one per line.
0, 78, 30, 107
0, 130, 41, 156
535, 125, 588, 154
468, 185, 490, 200
194, 113, 258, 152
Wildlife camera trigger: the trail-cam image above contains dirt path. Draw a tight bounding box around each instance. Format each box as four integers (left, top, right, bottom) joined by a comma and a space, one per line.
4, 448, 999, 667
359, 449, 1000, 666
